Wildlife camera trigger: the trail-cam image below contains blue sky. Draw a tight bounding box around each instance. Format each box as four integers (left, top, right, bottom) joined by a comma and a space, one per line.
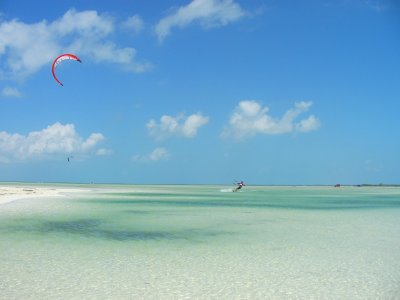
0, 0, 399, 185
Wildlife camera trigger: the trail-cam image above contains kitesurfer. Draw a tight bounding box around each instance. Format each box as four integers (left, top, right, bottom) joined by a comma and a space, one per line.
233, 181, 245, 192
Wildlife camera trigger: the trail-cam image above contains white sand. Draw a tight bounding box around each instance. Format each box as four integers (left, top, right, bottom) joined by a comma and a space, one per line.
0, 185, 85, 205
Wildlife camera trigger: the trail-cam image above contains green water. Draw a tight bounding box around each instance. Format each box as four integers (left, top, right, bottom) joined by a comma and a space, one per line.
1, 185, 400, 299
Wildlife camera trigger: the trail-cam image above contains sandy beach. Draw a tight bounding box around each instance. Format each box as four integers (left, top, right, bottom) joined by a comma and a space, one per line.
0, 184, 85, 205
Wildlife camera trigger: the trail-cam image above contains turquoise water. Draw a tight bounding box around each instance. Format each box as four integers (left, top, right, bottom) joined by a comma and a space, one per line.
1, 185, 400, 299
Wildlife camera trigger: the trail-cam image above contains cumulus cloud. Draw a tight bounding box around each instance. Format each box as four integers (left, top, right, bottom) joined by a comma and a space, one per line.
295, 115, 320, 132
0, 122, 105, 162
133, 147, 169, 162
155, 0, 247, 41
122, 15, 144, 34
221, 100, 320, 139
1, 86, 22, 97
147, 113, 209, 140
0, 9, 151, 81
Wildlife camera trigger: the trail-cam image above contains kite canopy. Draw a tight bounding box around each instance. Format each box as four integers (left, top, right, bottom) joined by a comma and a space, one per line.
51, 53, 81, 86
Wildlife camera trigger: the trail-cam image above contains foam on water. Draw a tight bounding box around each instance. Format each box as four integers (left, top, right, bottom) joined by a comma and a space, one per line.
1, 185, 400, 299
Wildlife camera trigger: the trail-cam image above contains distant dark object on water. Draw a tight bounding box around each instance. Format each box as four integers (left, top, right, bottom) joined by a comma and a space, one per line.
334, 184, 341, 187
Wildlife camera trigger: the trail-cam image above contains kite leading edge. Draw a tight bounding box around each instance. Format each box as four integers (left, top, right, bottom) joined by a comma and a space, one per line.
51, 53, 82, 86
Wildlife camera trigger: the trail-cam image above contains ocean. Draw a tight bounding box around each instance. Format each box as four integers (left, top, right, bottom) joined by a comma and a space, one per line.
1, 184, 400, 299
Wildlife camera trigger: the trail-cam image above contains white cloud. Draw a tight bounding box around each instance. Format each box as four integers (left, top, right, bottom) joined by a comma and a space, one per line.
1, 86, 22, 97
96, 148, 112, 156
147, 113, 209, 140
149, 147, 169, 161
0, 122, 104, 162
0, 9, 151, 81
133, 147, 169, 162
122, 15, 144, 34
155, 0, 247, 41
182, 113, 210, 137
295, 115, 320, 132
221, 100, 320, 139
81, 133, 104, 151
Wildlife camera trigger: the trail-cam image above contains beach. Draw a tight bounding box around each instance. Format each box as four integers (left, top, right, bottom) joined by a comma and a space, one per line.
1, 184, 400, 299
1, 185, 52, 204
0, 184, 77, 205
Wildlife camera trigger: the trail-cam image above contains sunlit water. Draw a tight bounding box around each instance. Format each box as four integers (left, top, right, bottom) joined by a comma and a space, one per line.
1, 184, 400, 299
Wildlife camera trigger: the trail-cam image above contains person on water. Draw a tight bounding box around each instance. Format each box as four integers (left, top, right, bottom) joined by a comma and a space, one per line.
233, 181, 245, 192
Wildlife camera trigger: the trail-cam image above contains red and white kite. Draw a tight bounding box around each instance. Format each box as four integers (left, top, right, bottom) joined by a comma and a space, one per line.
51, 54, 82, 86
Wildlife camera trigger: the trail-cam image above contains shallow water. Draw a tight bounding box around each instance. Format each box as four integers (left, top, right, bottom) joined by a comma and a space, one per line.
1, 185, 400, 299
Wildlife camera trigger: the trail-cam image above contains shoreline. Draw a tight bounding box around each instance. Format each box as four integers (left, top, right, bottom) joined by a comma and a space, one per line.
2, 182, 400, 206
0, 185, 86, 205
2, 181, 399, 188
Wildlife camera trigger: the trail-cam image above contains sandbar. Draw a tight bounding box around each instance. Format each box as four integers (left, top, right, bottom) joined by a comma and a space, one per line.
0, 184, 84, 205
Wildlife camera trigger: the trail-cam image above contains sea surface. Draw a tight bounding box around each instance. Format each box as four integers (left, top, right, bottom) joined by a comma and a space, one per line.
1, 184, 400, 299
